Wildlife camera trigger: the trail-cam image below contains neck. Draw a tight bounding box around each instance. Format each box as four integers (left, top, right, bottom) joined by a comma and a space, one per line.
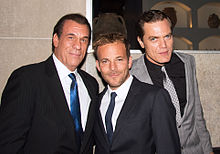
145, 54, 165, 66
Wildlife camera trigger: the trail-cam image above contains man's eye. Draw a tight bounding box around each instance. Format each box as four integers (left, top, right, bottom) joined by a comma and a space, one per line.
68, 36, 76, 40
101, 60, 108, 64
81, 38, 88, 43
117, 58, 123, 61
165, 34, 172, 39
150, 37, 157, 41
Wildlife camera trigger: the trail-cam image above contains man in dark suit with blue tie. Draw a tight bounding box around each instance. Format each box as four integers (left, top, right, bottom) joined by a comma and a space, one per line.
92, 33, 181, 154
0, 13, 98, 154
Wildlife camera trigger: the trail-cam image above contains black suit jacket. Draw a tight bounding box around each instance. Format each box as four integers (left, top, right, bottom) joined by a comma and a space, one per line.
94, 77, 181, 154
0, 55, 98, 154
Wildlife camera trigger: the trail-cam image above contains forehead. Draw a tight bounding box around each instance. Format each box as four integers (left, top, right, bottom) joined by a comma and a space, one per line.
98, 42, 126, 56
62, 20, 89, 35
143, 19, 171, 36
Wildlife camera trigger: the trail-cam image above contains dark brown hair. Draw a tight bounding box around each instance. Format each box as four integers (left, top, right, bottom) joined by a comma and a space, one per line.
136, 10, 172, 40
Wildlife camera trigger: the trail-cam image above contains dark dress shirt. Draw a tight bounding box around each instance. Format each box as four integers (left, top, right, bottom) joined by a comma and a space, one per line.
144, 53, 187, 116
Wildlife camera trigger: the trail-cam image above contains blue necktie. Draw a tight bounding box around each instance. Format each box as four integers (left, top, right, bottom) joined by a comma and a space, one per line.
69, 73, 83, 144
105, 92, 117, 143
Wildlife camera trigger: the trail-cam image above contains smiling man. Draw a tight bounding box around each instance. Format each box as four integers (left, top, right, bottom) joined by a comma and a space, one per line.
93, 33, 181, 154
0, 13, 98, 154
130, 10, 213, 154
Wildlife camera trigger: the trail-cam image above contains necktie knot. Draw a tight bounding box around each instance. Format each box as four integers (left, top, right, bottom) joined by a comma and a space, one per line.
161, 66, 168, 79
111, 92, 117, 100
161, 66, 165, 72
69, 73, 76, 82
69, 73, 77, 89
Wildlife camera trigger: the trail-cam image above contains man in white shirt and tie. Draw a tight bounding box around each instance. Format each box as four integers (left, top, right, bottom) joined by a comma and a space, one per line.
92, 32, 181, 154
0, 13, 98, 154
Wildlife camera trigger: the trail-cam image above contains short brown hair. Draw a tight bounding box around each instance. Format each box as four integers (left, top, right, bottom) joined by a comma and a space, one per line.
93, 33, 130, 60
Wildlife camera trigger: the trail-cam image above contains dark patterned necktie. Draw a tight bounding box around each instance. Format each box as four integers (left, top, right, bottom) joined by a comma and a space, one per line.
69, 73, 83, 145
105, 92, 117, 143
161, 66, 181, 126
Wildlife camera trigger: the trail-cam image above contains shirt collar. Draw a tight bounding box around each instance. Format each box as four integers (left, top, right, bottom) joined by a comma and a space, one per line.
144, 53, 181, 68
107, 75, 133, 100
144, 53, 184, 77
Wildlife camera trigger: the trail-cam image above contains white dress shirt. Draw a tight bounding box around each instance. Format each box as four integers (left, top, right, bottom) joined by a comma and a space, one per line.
100, 75, 133, 132
53, 54, 91, 131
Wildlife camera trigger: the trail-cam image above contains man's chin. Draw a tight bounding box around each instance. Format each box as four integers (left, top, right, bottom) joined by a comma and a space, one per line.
109, 83, 120, 90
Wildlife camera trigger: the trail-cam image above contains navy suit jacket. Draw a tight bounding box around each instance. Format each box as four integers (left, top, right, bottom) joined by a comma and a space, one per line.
0, 55, 98, 154
94, 77, 181, 154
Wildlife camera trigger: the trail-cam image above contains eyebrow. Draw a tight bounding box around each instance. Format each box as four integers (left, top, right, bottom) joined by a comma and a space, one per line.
115, 56, 123, 59
148, 32, 172, 39
66, 33, 89, 39
99, 57, 109, 61
148, 36, 158, 40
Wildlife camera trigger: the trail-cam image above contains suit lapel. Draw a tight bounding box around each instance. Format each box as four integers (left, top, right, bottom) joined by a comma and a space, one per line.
174, 52, 192, 124
44, 56, 74, 128
132, 55, 153, 84
78, 70, 97, 99
97, 88, 110, 145
112, 78, 141, 144
78, 70, 98, 152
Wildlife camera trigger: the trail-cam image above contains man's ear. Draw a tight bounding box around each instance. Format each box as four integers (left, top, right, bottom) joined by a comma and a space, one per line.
128, 56, 132, 69
137, 36, 144, 49
96, 60, 101, 72
53, 34, 59, 48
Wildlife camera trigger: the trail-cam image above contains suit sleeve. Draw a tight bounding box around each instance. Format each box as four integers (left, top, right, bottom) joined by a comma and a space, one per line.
151, 88, 181, 154
191, 57, 213, 153
0, 68, 34, 153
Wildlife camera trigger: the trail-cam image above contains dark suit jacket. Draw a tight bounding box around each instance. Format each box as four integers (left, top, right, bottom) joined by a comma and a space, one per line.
94, 77, 181, 154
0, 55, 98, 154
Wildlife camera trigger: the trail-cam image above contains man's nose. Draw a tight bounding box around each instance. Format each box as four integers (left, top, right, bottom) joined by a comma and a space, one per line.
159, 39, 167, 48
74, 39, 81, 49
110, 61, 116, 70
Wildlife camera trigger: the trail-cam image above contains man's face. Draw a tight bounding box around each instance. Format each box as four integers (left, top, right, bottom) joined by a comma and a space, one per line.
96, 41, 132, 90
53, 20, 89, 71
138, 19, 173, 66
